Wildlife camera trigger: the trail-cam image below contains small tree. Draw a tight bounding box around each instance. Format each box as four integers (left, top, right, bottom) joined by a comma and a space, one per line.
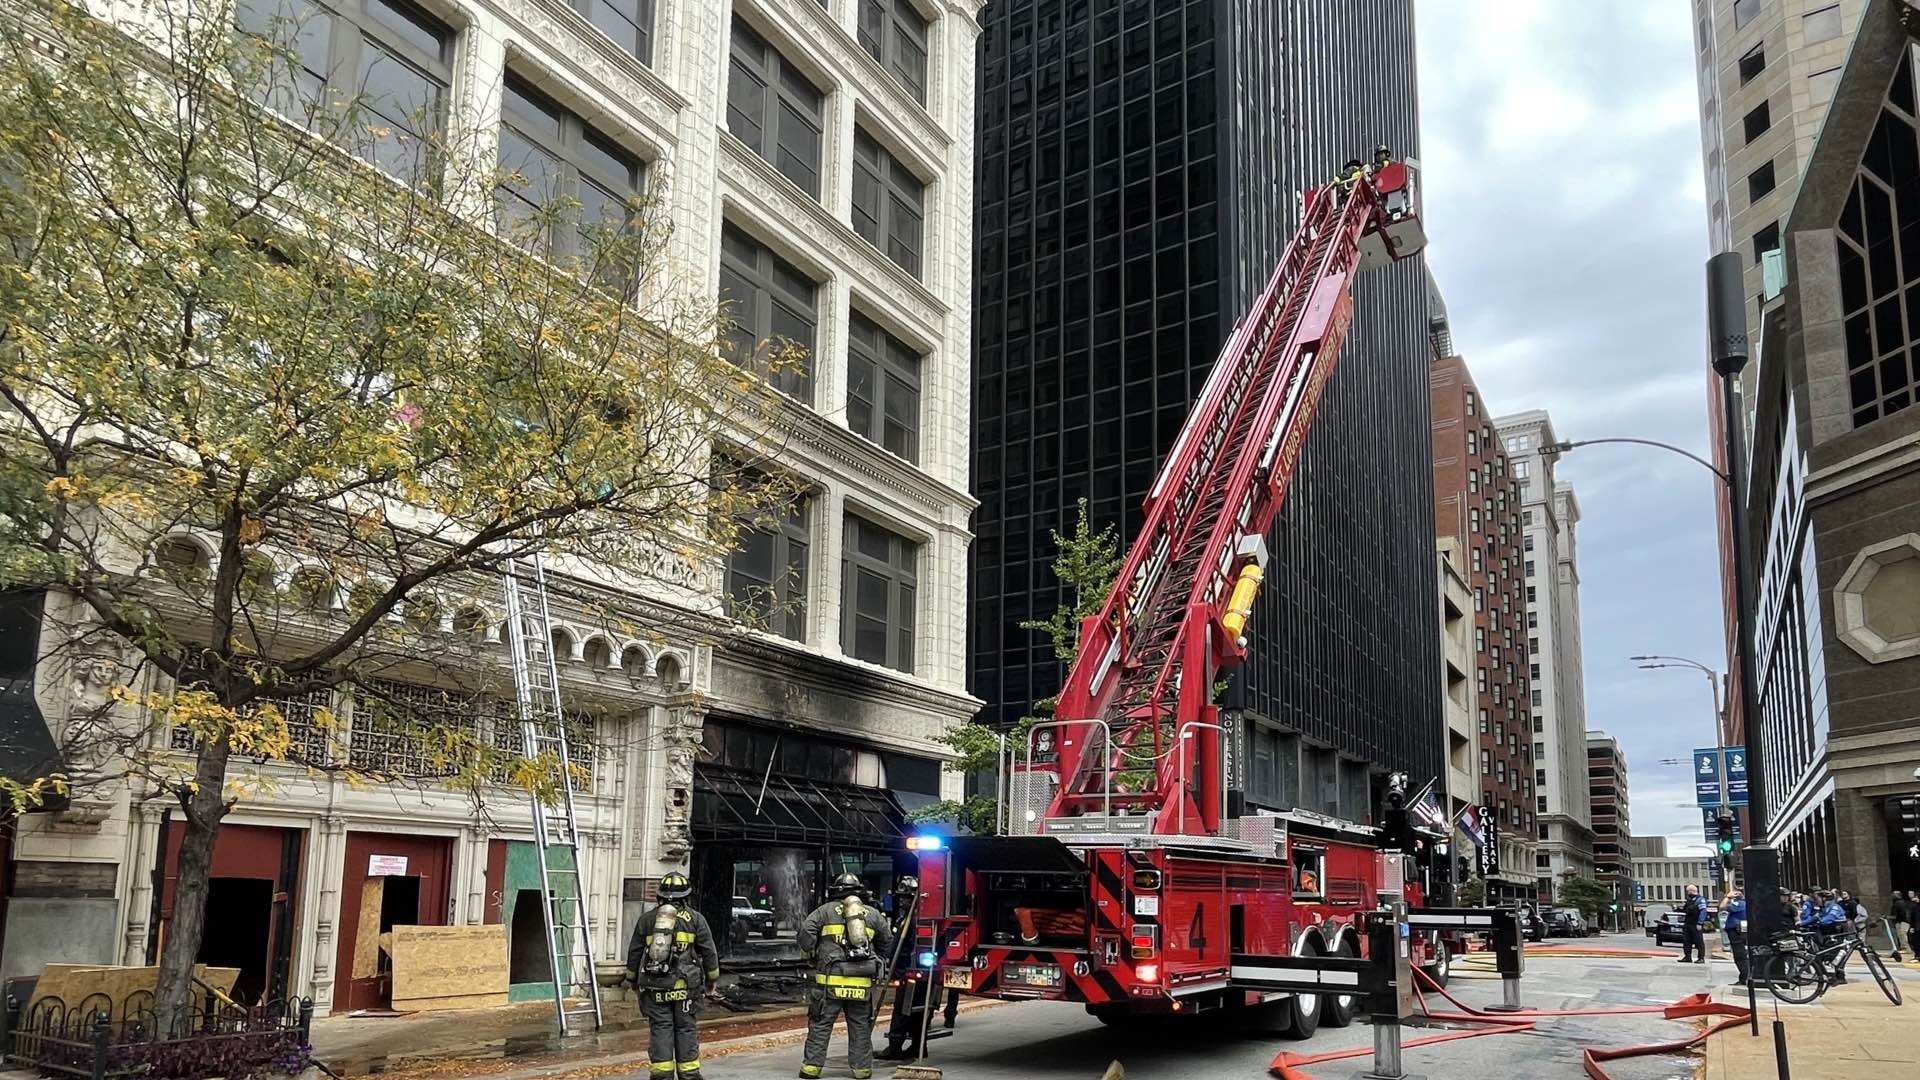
1556, 873, 1613, 924
0, 0, 791, 1028
1455, 875, 1486, 907
912, 499, 1121, 832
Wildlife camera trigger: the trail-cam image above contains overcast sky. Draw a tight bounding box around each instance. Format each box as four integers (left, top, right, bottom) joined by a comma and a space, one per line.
1415, 1, 1725, 857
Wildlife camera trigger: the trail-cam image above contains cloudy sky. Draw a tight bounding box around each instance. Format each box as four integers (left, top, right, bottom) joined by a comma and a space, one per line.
1415, 1, 1726, 856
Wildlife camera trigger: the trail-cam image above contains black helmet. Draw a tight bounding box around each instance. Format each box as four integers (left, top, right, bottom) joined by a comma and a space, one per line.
831, 872, 866, 897
658, 872, 693, 902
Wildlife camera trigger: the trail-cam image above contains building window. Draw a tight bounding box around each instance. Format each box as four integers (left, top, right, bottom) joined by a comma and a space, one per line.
1478, 667, 1488, 692
1470, 508, 1480, 533
238, 0, 454, 185
1467, 430, 1478, 454
1527, 585, 1537, 603
847, 312, 922, 461
1733, 0, 1760, 30
841, 515, 918, 672
1748, 159, 1777, 201
1472, 548, 1483, 572
574, 0, 654, 65
1752, 220, 1782, 266
1466, 391, 1477, 416
1524, 536, 1534, 552
725, 487, 810, 640
1836, 66, 1920, 426
1743, 101, 1771, 145
719, 224, 819, 401
1479, 711, 1489, 734
1528, 610, 1538, 628
1808, 66, 1842, 104
857, 0, 930, 105
1525, 559, 1537, 577
1531, 688, 1543, 707
1513, 460, 1529, 479
853, 129, 926, 277
1739, 43, 1766, 85
728, 19, 826, 199
1803, 5, 1842, 44
497, 76, 644, 260
1469, 471, 1478, 493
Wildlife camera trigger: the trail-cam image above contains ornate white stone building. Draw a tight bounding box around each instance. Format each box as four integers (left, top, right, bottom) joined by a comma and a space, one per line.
2, 0, 983, 1016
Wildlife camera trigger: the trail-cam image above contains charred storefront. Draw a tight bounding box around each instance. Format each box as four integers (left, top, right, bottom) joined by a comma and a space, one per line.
691, 715, 942, 962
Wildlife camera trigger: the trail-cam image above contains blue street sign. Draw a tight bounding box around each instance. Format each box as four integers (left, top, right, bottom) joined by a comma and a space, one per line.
1694, 747, 1723, 806
1633, 881, 1645, 902
1724, 748, 1750, 807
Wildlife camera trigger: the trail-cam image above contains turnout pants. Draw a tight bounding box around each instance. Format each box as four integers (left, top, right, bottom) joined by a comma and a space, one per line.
801, 985, 875, 1078
642, 988, 701, 1078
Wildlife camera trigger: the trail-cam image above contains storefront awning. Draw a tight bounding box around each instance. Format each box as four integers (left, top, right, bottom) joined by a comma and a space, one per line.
693, 766, 907, 849
1, 681, 68, 814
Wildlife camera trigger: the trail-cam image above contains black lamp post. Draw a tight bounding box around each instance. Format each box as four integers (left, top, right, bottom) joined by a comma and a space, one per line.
1705, 251, 1780, 939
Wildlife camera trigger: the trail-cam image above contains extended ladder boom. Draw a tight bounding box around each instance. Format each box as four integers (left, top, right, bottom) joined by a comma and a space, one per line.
1041, 159, 1426, 835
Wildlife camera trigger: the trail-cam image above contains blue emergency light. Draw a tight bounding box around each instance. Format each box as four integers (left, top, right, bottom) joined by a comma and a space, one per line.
906, 834, 943, 851
918, 951, 937, 968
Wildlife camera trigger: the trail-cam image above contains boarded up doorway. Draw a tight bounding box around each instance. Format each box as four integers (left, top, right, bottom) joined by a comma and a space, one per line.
334, 833, 451, 1013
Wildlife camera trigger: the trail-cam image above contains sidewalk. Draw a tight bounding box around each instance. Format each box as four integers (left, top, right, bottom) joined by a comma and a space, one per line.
1702, 979, 1915, 1080
310, 990, 1009, 1080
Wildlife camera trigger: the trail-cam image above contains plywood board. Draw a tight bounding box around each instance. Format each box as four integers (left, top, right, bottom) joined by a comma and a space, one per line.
388, 924, 509, 1013
352, 876, 385, 980
28, 964, 239, 1014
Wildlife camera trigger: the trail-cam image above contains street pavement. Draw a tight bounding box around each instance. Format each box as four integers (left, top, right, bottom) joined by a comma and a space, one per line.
685, 932, 1733, 1080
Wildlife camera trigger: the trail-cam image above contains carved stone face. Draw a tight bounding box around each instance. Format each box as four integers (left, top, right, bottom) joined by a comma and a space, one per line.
70, 652, 126, 709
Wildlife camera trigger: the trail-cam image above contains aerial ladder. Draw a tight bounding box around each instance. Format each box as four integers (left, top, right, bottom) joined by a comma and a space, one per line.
1034, 156, 1426, 838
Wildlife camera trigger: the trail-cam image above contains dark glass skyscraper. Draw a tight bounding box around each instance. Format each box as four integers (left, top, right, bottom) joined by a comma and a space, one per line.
971, 0, 1439, 819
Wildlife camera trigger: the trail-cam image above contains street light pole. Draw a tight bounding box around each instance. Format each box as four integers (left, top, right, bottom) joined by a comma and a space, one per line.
1633, 655, 1731, 811
1707, 251, 1780, 937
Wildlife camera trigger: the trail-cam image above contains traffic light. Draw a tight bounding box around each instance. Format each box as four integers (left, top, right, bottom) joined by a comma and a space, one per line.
1714, 813, 1737, 864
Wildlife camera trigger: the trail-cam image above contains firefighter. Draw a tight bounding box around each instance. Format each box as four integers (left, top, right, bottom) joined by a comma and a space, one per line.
798, 873, 894, 1079
877, 876, 929, 1061
627, 872, 720, 1080
1371, 143, 1393, 171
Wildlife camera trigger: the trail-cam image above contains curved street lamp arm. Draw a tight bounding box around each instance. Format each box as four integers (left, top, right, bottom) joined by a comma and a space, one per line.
1544, 438, 1731, 484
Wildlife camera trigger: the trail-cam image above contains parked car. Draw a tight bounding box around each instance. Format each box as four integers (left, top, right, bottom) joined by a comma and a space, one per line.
732, 896, 777, 939
1652, 910, 1688, 947
1547, 908, 1587, 937
1515, 905, 1546, 942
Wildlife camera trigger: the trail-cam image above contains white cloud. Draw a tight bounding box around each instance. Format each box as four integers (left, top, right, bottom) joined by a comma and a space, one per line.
1418, 1, 1730, 863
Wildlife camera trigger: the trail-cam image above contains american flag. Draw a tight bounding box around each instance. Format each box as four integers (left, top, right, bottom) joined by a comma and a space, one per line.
1410, 786, 1448, 832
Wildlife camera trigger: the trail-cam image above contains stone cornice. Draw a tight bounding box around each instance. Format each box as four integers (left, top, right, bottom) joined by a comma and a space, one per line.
714, 631, 979, 717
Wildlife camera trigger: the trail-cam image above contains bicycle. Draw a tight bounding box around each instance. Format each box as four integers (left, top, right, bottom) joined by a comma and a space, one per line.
1759, 926, 1901, 1006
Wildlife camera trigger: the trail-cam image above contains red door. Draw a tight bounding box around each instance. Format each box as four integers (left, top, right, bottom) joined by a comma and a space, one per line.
333, 833, 453, 1013
158, 822, 303, 1006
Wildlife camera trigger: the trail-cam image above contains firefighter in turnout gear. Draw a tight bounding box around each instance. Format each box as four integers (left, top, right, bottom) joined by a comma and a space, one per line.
797, 873, 893, 1079
626, 873, 720, 1080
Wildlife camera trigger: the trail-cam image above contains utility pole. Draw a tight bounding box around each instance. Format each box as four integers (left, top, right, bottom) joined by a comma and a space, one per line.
1706, 251, 1780, 936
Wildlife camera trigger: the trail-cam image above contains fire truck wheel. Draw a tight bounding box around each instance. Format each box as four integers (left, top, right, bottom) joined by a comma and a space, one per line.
1277, 939, 1324, 1039
1320, 937, 1357, 1029
1424, 936, 1452, 989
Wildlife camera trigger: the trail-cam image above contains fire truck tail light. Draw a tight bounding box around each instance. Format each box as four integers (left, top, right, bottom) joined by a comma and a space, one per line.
1130, 928, 1157, 958
1136, 962, 1160, 982
1131, 870, 1162, 890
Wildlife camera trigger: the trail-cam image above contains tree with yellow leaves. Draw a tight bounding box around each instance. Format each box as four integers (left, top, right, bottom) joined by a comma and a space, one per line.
0, 0, 798, 1030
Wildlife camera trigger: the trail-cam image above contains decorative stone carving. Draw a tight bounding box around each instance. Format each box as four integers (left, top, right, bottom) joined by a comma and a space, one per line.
1835, 533, 1920, 663
656, 719, 697, 861
69, 649, 128, 712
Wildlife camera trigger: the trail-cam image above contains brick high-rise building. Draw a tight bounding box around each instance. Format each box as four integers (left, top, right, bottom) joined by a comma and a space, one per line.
969, 1, 1438, 816
1587, 732, 1633, 922
1430, 351, 1538, 904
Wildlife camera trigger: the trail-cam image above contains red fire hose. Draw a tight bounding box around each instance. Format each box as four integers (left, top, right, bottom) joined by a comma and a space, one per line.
1268, 966, 1751, 1080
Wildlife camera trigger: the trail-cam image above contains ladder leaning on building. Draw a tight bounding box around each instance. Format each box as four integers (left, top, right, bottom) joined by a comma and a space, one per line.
503, 555, 604, 1034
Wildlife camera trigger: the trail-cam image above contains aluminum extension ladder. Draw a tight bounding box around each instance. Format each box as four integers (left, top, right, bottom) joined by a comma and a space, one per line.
503, 554, 604, 1034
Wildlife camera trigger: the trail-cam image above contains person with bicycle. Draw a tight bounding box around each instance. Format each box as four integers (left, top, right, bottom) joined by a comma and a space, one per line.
1814, 889, 1852, 983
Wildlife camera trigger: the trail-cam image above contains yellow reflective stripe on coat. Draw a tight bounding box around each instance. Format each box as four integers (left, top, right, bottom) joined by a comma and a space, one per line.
675, 931, 696, 945
819, 924, 846, 937
814, 973, 873, 987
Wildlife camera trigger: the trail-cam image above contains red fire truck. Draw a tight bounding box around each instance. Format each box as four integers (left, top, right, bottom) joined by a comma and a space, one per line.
909, 156, 1444, 1034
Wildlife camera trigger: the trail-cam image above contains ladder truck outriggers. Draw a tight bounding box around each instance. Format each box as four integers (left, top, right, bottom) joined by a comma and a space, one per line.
909, 155, 1458, 1035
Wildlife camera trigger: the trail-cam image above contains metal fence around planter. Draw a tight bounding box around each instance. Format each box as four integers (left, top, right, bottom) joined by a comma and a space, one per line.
1, 991, 313, 1080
